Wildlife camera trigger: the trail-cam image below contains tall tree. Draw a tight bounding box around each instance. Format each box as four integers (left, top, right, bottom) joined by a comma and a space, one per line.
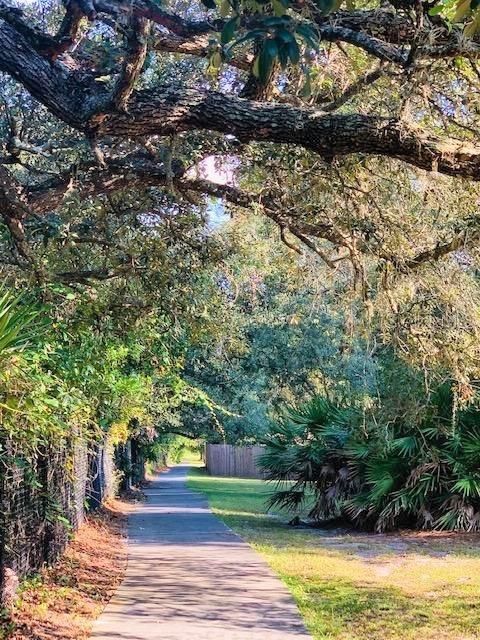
2, 0, 480, 387
1, 0, 480, 270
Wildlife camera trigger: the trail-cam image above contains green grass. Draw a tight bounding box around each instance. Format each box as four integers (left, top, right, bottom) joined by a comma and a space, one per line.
178, 449, 203, 465
187, 467, 480, 640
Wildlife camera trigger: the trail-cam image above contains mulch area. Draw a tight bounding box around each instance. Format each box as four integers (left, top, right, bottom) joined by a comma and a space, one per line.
2, 497, 133, 640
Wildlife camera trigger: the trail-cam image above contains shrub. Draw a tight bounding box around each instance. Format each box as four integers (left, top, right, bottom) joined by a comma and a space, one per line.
260, 387, 480, 531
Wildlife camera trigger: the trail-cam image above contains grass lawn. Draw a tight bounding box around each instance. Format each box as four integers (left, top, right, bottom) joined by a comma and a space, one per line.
187, 466, 480, 640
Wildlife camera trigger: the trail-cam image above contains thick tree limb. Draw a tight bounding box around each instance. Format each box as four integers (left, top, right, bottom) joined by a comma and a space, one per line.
4, 9, 480, 191
0, 20, 102, 127
56, 1, 86, 44
95, 4, 411, 45
94, 0, 216, 37
94, 3, 480, 63
4, 0, 480, 80
318, 25, 407, 65
0, 1, 74, 59
95, 2, 411, 64
99, 86, 480, 181
27, 152, 185, 212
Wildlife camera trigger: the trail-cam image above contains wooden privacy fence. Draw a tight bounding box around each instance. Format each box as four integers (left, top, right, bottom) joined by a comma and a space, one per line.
204, 444, 266, 479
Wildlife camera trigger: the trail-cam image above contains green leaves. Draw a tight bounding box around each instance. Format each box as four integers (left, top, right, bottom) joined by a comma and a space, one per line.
221, 16, 240, 44
225, 16, 320, 85
261, 395, 357, 520
430, 0, 480, 35
204, 0, 338, 16
255, 38, 278, 82
295, 23, 319, 51
452, 476, 480, 498
313, 0, 337, 13
391, 435, 419, 458
0, 288, 43, 359
262, 382, 480, 532
272, 0, 289, 16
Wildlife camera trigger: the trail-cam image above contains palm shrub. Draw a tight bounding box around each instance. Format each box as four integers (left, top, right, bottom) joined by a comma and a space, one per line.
260, 386, 480, 531
259, 397, 360, 521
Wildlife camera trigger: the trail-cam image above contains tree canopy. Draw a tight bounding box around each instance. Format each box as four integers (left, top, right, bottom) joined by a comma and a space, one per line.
2, 0, 480, 272
2, 0, 480, 450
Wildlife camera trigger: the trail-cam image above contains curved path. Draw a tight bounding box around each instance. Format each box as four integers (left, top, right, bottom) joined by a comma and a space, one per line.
91, 464, 311, 640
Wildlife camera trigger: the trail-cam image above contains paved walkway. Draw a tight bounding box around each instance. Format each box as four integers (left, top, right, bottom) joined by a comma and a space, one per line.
91, 464, 311, 640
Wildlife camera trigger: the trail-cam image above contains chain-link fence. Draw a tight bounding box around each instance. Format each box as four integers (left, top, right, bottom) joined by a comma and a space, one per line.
0, 434, 129, 604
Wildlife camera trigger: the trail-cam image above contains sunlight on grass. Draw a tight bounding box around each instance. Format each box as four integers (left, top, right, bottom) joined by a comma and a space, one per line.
179, 449, 203, 465
187, 466, 480, 640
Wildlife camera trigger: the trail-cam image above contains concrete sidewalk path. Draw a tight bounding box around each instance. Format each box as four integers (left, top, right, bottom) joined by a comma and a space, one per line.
91, 464, 311, 640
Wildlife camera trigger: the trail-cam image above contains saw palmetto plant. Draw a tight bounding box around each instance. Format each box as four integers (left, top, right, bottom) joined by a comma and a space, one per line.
259, 396, 359, 521
261, 386, 480, 531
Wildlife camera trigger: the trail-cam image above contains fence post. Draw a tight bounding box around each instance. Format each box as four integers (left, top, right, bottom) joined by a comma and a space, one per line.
131, 438, 145, 485
88, 443, 104, 510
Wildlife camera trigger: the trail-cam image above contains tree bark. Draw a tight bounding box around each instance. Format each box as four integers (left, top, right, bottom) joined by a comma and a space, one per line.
100, 86, 480, 180
3, 5, 480, 184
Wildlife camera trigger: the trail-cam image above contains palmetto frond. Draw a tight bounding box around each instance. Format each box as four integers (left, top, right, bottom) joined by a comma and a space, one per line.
390, 436, 419, 458
261, 384, 480, 532
452, 476, 480, 499
260, 395, 358, 521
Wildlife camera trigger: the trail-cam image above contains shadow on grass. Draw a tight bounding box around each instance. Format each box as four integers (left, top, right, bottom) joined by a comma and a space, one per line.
188, 466, 480, 639
188, 467, 480, 559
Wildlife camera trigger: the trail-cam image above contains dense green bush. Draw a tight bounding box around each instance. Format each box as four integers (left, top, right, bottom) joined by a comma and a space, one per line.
260, 387, 480, 531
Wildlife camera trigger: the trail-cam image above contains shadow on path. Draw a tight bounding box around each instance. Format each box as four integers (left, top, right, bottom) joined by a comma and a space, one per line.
91, 464, 311, 639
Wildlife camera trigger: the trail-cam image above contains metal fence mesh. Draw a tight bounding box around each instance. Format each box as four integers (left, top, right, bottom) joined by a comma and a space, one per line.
0, 434, 123, 603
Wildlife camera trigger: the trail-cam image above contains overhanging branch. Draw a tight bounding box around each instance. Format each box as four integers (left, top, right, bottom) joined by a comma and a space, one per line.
99, 87, 480, 181
10, 156, 480, 273
27, 152, 185, 212
113, 15, 150, 111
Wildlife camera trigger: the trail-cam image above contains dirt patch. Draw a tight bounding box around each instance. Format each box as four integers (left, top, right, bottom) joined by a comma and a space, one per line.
2, 498, 131, 640
295, 524, 480, 554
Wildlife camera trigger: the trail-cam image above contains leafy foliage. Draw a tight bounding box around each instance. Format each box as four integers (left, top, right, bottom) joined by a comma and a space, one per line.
261, 383, 480, 531
0, 288, 41, 359
202, 0, 480, 85
2, 0, 480, 532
